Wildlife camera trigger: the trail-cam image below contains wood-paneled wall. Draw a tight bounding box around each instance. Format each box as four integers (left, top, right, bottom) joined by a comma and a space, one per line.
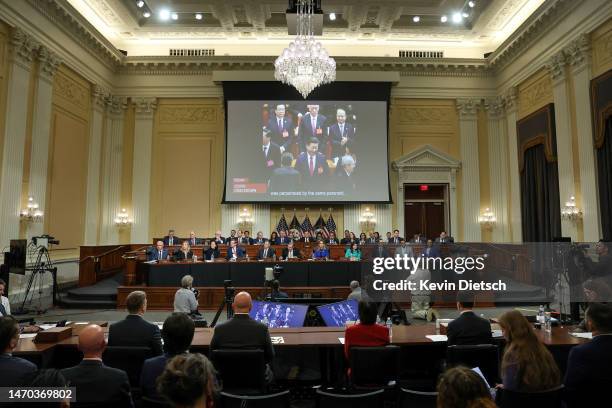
150, 98, 224, 238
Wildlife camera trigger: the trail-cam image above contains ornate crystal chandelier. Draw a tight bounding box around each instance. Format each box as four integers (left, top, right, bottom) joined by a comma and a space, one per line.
274, 0, 336, 98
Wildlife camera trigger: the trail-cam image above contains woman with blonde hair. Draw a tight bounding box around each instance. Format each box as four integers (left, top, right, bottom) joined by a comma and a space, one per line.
497, 310, 561, 392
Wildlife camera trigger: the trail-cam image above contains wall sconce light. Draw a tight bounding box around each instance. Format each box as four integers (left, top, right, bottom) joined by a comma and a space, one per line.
478, 207, 496, 228
114, 208, 132, 227
238, 207, 253, 229
359, 207, 376, 232
561, 196, 582, 221
20, 196, 43, 222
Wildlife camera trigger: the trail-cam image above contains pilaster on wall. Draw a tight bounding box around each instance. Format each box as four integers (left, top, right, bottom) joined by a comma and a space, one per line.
503, 87, 522, 242
343, 204, 361, 235
0, 28, 35, 249
457, 98, 482, 242
131, 97, 157, 243
252, 204, 271, 237
547, 51, 578, 241
221, 204, 239, 234
567, 34, 601, 241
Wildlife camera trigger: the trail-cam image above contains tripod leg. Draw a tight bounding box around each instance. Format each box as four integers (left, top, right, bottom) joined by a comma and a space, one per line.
210, 299, 227, 328
18, 270, 38, 313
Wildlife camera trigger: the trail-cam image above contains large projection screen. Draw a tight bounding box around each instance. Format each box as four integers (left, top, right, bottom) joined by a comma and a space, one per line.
223, 100, 390, 203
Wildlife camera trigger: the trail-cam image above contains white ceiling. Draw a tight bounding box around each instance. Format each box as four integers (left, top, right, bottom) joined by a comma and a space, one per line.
65, 0, 546, 58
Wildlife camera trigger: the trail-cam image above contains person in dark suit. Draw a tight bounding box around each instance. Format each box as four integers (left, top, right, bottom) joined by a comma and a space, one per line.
447, 292, 492, 345
241, 230, 254, 245
410, 233, 427, 244
328, 108, 356, 159
422, 239, 440, 258
281, 241, 301, 260
275, 230, 291, 245
295, 137, 330, 191
300, 230, 314, 244
108, 291, 163, 356
204, 240, 221, 261
140, 313, 195, 400
435, 231, 455, 244
388, 229, 403, 245
326, 232, 340, 245
268, 104, 294, 153
268, 280, 288, 301
187, 231, 201, 246
162, 229, 180, 246
260, 127, 282, 182
252, 231, 266, 245
148, 240, 169, 261
0, 316, 37, 386
257, 241, 276, 260
210, 291, 275, 376
213, 230, 225, 245
298, 104, 327, 151
225, 239, 246, 261
334, 155, 358, 193
174, 241, 193, 261
61, 324, 134, 407
269, 152, 301, 193
225, 230, 237, 244
564, 303, 612, 407
373, 240, 390, 258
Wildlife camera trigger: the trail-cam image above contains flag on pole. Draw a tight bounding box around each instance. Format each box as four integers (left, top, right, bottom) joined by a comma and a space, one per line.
276, 213, 289, 233
314, 214, 327, 238
289, 214, 302, 236
325, 214, 337, 236
301, 215, 313, 235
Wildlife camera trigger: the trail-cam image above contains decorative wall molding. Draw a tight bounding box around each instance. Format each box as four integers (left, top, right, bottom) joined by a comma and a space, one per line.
158, 106, 217, 124
133, 97, 157, 116
8, 27, 37, 69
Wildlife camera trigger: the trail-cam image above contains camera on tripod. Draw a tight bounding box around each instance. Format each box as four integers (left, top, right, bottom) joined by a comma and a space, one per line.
224, 279, 235, 302
32, 235, 60, 249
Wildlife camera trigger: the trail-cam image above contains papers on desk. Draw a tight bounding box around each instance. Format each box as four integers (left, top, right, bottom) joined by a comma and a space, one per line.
39, 324, 57, 331
19, 333, 37, 339
492, 330, 503, 338
426, 335, 448, 342
571, 332, 593, 339
338, 337, 345, 345
74, 322, 89, 325
144, 260, 157, 264
271, 336, 285, 344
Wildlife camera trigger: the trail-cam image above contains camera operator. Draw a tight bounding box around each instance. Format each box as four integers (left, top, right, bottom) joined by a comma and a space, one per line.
174, 275, 200, 318
575, 240, 612, 282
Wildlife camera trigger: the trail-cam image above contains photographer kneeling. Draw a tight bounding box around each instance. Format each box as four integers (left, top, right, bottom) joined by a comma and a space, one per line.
174, 275, 201, 318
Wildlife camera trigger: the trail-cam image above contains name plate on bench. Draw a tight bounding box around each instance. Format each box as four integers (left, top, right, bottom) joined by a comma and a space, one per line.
34, 327, 73, 343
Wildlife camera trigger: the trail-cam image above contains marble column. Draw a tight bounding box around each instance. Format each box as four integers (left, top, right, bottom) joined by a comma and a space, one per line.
548, 51, 578, 240
0, 28, 36, 249
83, 86, 107, 245
26, 46, 61, 239
486, 97, 511, 242
504, 87, 522, 242
99, 96, 126, 244
252, 204, 271, 237
457, 98, 482, 242
343, 204, 361, 234
130, 97, 157, 243
567, 35, 601, 241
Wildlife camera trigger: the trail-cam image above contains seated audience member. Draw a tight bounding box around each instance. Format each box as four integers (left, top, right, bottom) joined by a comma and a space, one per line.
268, 280, 289, 300
349, 232, 357, 244
187, 231, 202, 246
395, 238, 414, 257
344, 301, 389, 360
0, 278, 10, 316
437, 366, 496, 408
174, 275, 199, 316
225, 239, 245, 261
435, 231, 454, 244
225, 230, 237, 244
281, 241, 301, 260
163, 229, 179, 246
22, 369, 70, 408
257, 240, 276, 260
409, 233, 425, 244
174, 241, 194, 261
564, 303, 612, 407
269, 231, 278, 243
241, 230, 253, 245
204, 240, 221, 261
386, 231, 392, 241
213, 230, 225, 244
140, 313, 195, 400
497, 310, 560, 392
447, 292, 492, 346
347, 280, 362, 302
389, 229, 403, 244
574, 279, 611, 332
252, 231, 266, 245
367, 232, 377, 244
148, 240, 169, 261
108, 290, 162, 355
0, 316, 36, 386
373, 239, 390, 258
422, 239, 440, 257
157, 353, 219, 408
61, 325, 133, 407
312, 240, 330, 259
315, 231, 324, 241
358, 232, 367, 245
340, 230, 351, 245
327, 231, 339, 245
210, 291, 275, 375
276, 230, 291, 244
301, 230, 314, 244
345, 242, 362, 261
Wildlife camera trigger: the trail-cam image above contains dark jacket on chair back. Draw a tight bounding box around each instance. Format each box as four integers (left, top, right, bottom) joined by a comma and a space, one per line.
61, 360, 133, 407
108, 314, 163, 356
447, 311, 492, 345
210, 314, 275, 364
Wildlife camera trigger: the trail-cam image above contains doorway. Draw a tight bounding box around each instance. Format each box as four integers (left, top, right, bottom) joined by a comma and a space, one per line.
404, 184, 449, 241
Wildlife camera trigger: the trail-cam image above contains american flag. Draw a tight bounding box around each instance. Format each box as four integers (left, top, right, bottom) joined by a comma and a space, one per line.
314, 214, 328, 238
276, 213, 289, 233
325, 214, 337, 236
301, 215, 313, 235
289, 214, 302, 236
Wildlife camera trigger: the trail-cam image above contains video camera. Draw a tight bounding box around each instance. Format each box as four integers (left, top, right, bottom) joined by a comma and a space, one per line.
224, 279, 235, 302
32, 235, 60, 249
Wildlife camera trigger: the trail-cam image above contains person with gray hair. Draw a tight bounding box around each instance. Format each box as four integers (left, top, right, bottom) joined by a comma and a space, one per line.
174, 275, 199, 316
335, 154, 358, 192
328, 108, 356, 159
347, 280, 362, 302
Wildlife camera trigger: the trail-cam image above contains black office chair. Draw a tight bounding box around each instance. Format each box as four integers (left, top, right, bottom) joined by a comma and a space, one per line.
398, 388, 438, 408
446, 344, 499, 385
218, 390, 290, 408
102, 346, 153, 387
349, 345, 400, 388
211, 349, 267, 394
141, 395, 172, 408
497, 385, 564, 408
316, 388, 385, 408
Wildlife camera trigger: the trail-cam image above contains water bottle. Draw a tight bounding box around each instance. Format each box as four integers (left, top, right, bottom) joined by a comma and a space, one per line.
386, 317, 393, 339
544, 311, 552, 333
193, 255, 197, 263
538, 305, 545, 326
376, 315, 382, 325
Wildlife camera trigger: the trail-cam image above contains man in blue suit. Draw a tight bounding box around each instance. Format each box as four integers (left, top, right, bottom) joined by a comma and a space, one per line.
148, 241, 169, 261
267, 104, 294, 153
162, 229, 180, 246
275, 230, 292, 245
564, 303, 612, 407
0, 316, 37, 387
328, 109, 356, 159
295, 137, 329, 191
225, 239, 245, 261
298, 104, 327, 151
140, 313, 195, 401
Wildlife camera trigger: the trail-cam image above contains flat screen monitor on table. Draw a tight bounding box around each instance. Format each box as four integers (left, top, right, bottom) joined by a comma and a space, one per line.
249, 300, 308, 328
316, 299, 359, 327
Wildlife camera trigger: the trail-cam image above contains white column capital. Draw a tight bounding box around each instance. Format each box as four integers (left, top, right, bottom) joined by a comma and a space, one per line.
133, 97, 158, 118
8, 27, 37, 70
565, 33, 592, 75
36, 45, 62, 83
546, 51, 567, 85
484, 97, 505, 119
107, 95, 128, 117
456, 98, 481, 119
502, 87, 518, 114
92, 85, 109, 112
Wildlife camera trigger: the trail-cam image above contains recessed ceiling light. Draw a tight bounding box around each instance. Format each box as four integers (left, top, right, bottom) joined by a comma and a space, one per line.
159, 9, 170, 20
440, 15, 448, 23
452, 12, 462, 23
143, 11, 151, 18
462, 12, 469, 18
136, 0, 144, 8
468, 1, 475, 7
195, 13, 203, 20
329, 13, 336, 21
171, 12, 179, 20
413, 16, 420, 23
